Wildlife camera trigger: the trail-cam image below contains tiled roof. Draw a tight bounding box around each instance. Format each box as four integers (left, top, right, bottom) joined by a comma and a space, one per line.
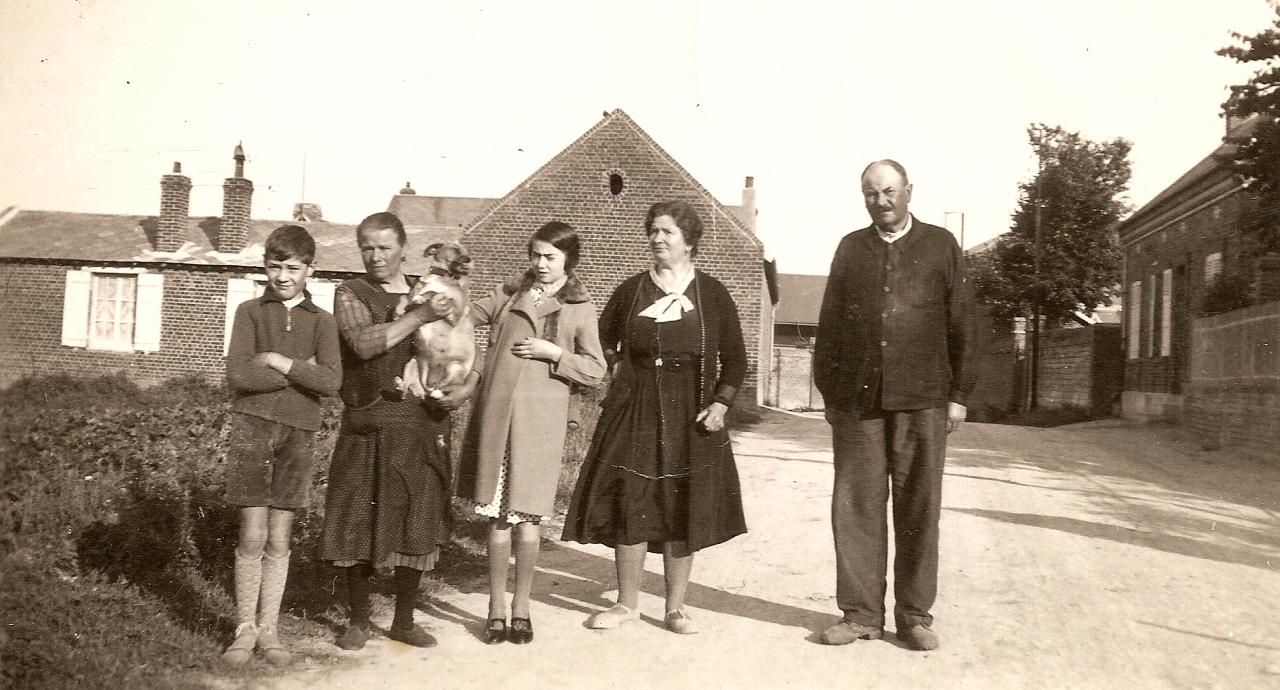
1120, 116, 1255, 232
386, 194, 493, 230
775, 273, 828, 325
0, 208, 461, 275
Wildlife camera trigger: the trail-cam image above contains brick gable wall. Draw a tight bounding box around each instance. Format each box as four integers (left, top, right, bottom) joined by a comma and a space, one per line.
460, 115, 767, 400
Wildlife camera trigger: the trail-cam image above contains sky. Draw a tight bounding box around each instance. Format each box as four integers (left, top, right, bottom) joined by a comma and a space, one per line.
1, 0, 1276, 275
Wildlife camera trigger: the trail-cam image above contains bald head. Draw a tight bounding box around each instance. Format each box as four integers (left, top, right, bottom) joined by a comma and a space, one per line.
861, 160, 913, 232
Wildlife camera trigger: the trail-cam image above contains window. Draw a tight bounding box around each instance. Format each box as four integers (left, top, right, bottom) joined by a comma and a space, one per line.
222, 276, 336, 354
61, 269, 163, 352
1127, 280, 1141, 359
1160, 269, 1173, 357
89, 273, 136, 351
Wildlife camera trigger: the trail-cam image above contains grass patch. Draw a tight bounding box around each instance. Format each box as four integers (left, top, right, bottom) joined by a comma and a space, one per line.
0, 373, 484, 689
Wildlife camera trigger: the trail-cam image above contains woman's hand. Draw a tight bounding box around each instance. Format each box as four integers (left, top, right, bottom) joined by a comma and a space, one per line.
511, 336, 563, 363
695, 401, 728, 433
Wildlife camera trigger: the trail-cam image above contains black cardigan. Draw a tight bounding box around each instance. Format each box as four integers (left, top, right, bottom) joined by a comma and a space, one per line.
598, 269, 747, 408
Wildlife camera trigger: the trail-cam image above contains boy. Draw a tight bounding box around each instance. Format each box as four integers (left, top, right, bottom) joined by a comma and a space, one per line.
222, 224, 341, 665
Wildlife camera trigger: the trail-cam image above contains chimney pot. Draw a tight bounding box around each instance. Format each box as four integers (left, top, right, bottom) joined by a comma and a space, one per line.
745, 176, 754, 188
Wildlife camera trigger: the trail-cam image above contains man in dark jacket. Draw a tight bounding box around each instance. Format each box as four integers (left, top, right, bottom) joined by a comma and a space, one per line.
814, 160, 974, 650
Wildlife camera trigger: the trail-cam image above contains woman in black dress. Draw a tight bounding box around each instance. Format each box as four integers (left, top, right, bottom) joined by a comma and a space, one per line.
563, 200, 747, 634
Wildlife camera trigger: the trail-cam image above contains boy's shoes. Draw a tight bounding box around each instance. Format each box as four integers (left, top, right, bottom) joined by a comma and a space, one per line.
388, 622, 437, 648
586, 604, 640, 629
255, 625, 291, 666
484, 618, 507, 644
664, 609, 699, 635
508, 617, 533, 644
818, 620, 884, 645
221, 622, 257, 666
895, 624, 940, 651
336, 623, 371, 651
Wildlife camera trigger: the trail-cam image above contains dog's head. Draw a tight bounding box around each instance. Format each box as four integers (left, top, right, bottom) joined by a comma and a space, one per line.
425, 241, 472, 280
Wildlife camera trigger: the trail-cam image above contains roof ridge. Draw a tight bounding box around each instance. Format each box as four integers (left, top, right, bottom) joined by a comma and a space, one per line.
613, 110, 762, 250
461, 109, 762, 251
460, 111, 620, 232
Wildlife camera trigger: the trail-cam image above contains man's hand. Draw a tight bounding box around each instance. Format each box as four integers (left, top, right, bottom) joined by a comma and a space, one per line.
430, 372, 479, 411
947, 401, 967, 434
253, 352, 292, 375
696, 401, 729, 433
511, 337, 563, 363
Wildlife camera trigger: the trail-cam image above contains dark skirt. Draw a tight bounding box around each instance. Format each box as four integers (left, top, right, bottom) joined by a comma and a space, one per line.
563, 361, 745, 554
319, 398, 453, 567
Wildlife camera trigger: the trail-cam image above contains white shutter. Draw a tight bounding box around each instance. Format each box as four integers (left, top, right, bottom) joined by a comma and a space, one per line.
224, 278, 259, 354
1160, 269, 1173, 357
308, 280, 336, 314
133, 272, 165, 352
61, 269, 92, 347
1127, 280, 1141, 360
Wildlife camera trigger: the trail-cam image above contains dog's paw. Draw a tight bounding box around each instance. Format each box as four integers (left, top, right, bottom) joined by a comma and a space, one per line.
428, 388, 444, 400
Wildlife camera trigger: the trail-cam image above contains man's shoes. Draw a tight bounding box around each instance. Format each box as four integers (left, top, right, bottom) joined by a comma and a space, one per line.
896, 624, 940, 651
819, 620, 884, 645
586, 604, 640, 629
336, 623, 371, 650
508, 617, 534, 644
388, 622, 438, 648
664, 609, 699, 635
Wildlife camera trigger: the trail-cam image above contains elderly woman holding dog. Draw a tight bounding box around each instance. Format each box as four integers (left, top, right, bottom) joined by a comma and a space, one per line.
319, 211, 464, 651
563, 200, 748, 635
455, 221, 606, 645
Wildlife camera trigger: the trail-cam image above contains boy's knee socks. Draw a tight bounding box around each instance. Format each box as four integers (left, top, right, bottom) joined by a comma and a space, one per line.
257, 551, 290, 631
234, 550, 264, 629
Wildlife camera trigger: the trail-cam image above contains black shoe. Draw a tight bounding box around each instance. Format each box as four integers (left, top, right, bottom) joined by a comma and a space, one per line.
484, 618, 507, 644
508, 617, 533, 644
336, 623, 371, 650
388, 623, 438, 648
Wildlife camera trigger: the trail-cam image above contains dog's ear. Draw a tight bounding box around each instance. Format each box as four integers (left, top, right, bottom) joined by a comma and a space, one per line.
424, 242, 443, 258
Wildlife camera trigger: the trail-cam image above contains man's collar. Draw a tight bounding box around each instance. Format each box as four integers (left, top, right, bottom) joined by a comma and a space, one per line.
876, 214, 913, 243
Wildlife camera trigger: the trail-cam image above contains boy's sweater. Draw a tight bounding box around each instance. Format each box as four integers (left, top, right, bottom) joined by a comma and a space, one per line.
225, 290, 342, 431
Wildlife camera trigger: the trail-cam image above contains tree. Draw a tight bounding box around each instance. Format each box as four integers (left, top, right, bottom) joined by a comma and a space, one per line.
971, 124, 1132, 325
1219, 3, 1280, 253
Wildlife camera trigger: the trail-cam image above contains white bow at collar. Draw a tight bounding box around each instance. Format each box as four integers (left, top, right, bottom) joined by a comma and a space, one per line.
638, 267, 696, 322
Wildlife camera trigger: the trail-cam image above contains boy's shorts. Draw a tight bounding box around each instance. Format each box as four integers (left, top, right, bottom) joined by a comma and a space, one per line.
225, 413, 318, 510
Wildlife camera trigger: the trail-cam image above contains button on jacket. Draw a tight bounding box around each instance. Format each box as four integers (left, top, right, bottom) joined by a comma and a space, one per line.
814, 217, 974, 411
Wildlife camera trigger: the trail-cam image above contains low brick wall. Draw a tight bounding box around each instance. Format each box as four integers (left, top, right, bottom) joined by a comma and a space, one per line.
1037, 324, 1123, 413
1185, 300, 1280, 461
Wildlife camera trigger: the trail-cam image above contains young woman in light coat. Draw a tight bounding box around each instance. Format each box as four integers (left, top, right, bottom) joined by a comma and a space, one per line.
455, 221, 606, 645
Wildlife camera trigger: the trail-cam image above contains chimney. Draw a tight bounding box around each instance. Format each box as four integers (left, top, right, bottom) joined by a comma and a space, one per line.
740, 176, 757, 234
220, 143, 253, 252
399, 181, 417, 195
157, 161, 191, 252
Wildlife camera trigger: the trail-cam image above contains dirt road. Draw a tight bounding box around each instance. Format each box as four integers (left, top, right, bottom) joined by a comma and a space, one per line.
266, 413, 1280, 689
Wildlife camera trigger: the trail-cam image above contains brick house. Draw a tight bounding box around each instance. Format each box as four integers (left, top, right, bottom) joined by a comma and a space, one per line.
1116, 119, 1255, 420
1, 111, 774, 398
393, 109, 774, 402
0, 147, 457, 388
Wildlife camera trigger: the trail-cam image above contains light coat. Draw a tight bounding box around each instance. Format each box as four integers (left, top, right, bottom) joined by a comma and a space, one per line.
458, 273, 606, 516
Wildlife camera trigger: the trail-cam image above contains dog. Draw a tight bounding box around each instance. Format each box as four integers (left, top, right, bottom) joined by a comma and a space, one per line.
394, 241, 475, 401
